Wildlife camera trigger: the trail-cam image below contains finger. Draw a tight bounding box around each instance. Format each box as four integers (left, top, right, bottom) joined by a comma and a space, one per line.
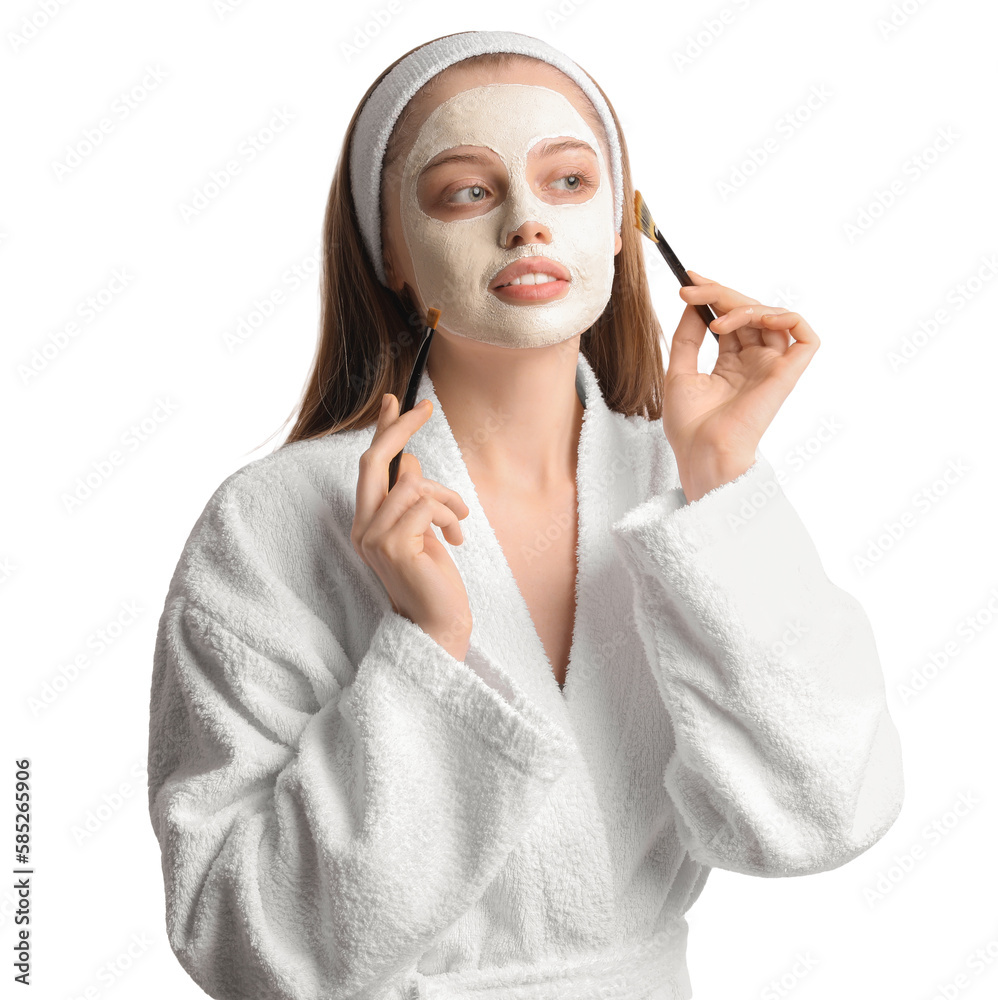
717, 320, 743, 354
759, 326, 791, 351
752, 307, 792, 350
679, 273, 760, 316
683, 272, 741, 354
367, 469, 470, 548
413, 469, 470, 523
709, 303, 764, 349
356, 394, 432, 527
667, 303, 709, 377
399, 494, 465, 547
394, 450, 424, 484
371, 395, 433, 458
685, 270, 719, 285
759, 311, 821, 377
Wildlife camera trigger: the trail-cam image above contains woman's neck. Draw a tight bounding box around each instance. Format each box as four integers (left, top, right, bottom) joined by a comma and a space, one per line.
426, 335, 584, 494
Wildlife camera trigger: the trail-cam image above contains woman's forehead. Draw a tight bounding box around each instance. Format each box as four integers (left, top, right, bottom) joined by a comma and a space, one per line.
405, 84, 603, 171
385, 60, 608, 174
417, 58, 590, 115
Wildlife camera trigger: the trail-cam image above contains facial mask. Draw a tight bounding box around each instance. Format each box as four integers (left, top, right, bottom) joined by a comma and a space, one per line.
398, 83, 616, 349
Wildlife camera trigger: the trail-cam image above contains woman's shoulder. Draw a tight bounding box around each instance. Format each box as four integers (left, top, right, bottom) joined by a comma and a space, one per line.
165, 428, 374, 623
211, 427, 372, 512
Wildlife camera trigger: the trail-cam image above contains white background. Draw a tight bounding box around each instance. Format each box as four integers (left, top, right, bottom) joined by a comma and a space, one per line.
3, 0, 997, 997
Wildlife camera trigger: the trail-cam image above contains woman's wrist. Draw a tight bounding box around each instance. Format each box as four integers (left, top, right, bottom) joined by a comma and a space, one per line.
678, 453, 755, 504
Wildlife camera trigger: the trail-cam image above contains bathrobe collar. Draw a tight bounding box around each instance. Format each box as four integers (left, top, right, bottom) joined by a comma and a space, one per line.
406, 350, 639, 749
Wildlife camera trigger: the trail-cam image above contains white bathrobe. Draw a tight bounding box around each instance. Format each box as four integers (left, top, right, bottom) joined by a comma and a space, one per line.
147, 351, 904, 1000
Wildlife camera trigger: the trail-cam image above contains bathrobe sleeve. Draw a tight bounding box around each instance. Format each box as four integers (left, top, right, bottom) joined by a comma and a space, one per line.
609, 449, 904, 878
147, 466, 572, 1000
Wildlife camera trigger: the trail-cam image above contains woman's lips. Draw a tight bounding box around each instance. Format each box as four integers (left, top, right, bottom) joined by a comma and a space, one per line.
489, 256, 571, 302
491, 277, 570, 302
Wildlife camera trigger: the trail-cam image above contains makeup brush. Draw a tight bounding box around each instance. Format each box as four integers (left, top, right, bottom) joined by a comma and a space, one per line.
633, 190, 719, 343
388, 306, 441, 491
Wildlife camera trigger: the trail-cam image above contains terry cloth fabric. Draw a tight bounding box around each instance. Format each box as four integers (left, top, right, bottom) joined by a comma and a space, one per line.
348, 29, 625, 287
147, 352, 904, 999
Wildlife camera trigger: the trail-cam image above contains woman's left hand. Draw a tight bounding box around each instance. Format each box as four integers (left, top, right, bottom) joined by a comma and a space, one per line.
664, 271, 820, 503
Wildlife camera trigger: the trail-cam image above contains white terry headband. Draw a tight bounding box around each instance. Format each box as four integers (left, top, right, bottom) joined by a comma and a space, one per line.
349, 29, 624, 288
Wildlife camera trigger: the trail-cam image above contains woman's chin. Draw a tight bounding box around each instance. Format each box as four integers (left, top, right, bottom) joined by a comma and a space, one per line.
446, 325, 583, 350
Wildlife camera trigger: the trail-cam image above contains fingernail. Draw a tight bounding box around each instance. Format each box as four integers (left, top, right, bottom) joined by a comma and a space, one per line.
381, 394, 390, 413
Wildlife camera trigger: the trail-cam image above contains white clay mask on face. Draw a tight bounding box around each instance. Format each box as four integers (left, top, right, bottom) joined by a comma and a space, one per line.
398, 83, 616, 349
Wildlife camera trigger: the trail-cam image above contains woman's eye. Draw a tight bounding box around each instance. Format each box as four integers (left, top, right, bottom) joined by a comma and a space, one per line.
450, 184, 489, 204
551, 172, 592, 193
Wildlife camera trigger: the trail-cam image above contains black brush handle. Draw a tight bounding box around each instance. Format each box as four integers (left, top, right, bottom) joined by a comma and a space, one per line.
387, 326, 435, 491
653, 227, 720, 342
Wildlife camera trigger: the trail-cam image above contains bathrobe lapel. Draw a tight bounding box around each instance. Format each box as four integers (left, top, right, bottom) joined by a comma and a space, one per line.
405, 351, 647, 750
403, 351, 666, 935
405, 357, 581, 737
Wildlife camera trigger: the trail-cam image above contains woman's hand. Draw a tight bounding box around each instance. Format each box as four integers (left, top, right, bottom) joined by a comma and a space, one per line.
663, 271, 820, 502
352, 394, 473, 662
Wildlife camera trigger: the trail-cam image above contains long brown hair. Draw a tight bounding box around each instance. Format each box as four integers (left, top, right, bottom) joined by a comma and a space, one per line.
276, 39, 665, 448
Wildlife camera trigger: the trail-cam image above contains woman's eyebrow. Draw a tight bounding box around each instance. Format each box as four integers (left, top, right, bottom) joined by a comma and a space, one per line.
421, 150, 497, 174
532, 138, 597, 158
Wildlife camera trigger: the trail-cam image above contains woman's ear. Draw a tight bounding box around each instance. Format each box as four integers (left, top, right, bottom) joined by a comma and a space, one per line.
614, 232, 622, 255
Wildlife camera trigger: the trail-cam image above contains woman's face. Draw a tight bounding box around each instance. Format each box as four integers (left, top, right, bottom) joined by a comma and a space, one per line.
381, 61, 623, 350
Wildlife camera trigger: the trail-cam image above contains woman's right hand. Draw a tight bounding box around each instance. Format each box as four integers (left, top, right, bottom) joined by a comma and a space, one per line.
352, 393, 473, 662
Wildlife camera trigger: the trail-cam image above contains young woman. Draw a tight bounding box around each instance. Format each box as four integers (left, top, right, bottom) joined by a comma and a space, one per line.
147, 29, 904, 1000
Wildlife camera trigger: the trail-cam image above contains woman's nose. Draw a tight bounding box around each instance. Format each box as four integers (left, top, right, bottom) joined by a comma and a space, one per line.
502, 219, 552, 248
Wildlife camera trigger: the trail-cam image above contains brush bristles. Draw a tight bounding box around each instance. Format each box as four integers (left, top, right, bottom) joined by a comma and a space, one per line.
426, 307, 441, 329
633, 190, 659, 243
